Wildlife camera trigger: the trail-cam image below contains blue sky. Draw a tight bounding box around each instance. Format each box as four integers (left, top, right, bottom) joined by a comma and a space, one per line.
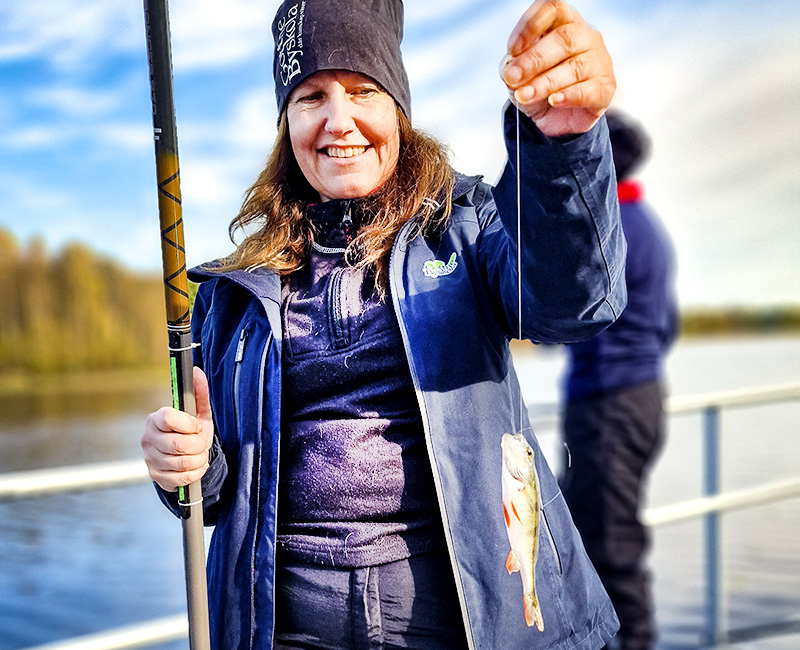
1, 0, 798, 307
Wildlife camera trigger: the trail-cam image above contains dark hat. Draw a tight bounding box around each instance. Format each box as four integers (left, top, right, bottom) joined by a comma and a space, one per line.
272, 0, 411, 119
605, 109, 651, 181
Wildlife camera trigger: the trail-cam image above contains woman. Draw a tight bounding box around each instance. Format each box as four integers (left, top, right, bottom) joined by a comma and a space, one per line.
141, 1, 626, 648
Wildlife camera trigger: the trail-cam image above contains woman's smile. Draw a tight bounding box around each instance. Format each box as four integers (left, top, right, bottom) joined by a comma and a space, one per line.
323, 145, 368, 159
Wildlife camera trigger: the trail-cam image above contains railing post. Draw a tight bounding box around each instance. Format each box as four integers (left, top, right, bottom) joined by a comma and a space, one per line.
703, 405, 724, 646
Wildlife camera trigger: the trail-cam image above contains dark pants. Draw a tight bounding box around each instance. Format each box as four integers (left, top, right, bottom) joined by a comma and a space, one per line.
560, 381, 666, 650
273, 548, 469, 650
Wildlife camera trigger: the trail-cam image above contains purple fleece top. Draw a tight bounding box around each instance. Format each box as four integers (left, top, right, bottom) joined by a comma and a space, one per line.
276, 199, 443, 567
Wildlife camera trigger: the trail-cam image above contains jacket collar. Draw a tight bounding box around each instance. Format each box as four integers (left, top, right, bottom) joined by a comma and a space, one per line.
189, 262, 282, 304
453, 171, 482, 200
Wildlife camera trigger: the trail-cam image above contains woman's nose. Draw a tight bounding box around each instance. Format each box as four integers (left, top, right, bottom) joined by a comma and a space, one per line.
323, 92, 355, 134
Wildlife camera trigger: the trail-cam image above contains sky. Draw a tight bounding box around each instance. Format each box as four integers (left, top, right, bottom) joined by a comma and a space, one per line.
1, 0, 798, 308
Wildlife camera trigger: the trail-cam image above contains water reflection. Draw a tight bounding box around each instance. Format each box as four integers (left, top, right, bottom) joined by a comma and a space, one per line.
0, 375, 184, 649
0, 383, 170, 473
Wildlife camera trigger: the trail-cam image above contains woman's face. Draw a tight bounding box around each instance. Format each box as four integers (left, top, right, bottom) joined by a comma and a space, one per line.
286, 70, 400, 202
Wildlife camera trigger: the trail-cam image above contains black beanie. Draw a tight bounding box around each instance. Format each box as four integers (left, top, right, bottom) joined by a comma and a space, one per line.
272, 0, 411, 119
605, 109, 652, 181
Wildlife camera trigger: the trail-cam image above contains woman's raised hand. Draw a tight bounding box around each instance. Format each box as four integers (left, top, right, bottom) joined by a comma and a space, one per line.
500, 0, 615, 137
141, 367, 214, 493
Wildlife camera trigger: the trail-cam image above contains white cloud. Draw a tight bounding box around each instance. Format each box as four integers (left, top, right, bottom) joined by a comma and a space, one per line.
99, 123, 154, 153
28, 85, 123, 117
0, 2, 141, 69
169, 0, 277, 70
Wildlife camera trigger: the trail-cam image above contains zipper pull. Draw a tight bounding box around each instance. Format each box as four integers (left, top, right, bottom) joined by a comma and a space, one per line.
235, 327, 249, 363
342, 204, 353, 243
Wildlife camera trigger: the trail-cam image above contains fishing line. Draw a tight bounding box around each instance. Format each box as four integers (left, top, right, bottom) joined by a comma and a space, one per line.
515, 104, 524, 439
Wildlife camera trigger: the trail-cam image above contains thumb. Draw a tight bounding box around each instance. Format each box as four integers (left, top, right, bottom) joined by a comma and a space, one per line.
192, 366, 213, 426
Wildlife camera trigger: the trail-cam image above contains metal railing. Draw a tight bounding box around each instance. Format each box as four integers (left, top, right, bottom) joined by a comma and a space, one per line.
656, 382, 800, 646
3, 382, 800, 650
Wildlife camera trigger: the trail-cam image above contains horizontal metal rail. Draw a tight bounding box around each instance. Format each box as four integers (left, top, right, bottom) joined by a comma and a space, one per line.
17, 616, 187, 650
528, 382, 800, 431
666, 382, 800, 414
643, 476, 800, 527
0, 460, 149, 502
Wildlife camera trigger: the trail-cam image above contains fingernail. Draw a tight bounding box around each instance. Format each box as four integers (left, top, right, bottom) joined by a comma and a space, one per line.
503, 63, 522, 85
548, 92, 564, 106
514, 86, 535, 103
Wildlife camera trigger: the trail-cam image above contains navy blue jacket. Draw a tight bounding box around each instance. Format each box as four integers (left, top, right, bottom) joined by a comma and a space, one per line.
566, 181, 678, 400
159, 107, 626, 649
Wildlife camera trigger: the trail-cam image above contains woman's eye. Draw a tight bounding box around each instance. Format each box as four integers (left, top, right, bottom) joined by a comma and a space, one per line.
297, 92, 323, 103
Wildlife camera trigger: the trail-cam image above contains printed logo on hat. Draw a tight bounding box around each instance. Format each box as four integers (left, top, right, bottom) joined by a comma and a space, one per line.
276, 1, 306, 86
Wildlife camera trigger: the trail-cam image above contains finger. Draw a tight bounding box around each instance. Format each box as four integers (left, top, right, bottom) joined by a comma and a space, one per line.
507, 0, 576, 57
149, 463, 210, 493
151, 430, 210, 457
503, 21, 595, 90
546, 76, 616, 112
193, 367, 213, 425
512, 48, 610, 107
151, 405, 204, 436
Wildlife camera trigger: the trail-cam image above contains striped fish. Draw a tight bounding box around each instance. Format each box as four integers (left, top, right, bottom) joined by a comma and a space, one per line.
501, 432, 545, 631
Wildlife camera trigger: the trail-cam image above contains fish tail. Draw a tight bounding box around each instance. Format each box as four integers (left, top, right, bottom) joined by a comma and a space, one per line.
524, 594, 545, 632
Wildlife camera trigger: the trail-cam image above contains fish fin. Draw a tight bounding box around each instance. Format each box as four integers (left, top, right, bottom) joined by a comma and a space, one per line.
503, 503, 511, 527
505, 550, 520, 574
523, 597, 545, 631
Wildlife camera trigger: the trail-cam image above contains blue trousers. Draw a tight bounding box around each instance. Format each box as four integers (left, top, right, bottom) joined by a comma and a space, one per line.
273, 548, 469, 650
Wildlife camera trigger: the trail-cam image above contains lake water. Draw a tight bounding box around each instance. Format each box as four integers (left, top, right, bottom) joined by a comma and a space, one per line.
1, 335, 799, 649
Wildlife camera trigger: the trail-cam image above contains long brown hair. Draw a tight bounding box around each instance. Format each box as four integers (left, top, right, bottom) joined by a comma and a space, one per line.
218, 107, 454, 295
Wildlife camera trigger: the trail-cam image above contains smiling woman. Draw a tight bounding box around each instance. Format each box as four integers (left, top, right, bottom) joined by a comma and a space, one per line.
139, 0, 628, 649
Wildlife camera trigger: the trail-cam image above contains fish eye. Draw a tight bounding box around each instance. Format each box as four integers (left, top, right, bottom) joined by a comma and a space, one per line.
526, 449, 533, 457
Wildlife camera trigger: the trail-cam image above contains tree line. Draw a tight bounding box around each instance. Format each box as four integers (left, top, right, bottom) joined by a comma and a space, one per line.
0, 227, 168, 374
681, 306, 800, 337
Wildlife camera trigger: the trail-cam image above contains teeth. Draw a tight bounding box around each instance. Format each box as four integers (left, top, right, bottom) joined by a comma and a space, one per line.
326, 146, 366, 158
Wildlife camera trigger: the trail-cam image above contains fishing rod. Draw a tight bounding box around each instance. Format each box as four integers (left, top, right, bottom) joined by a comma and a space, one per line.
143, 1, 211, 648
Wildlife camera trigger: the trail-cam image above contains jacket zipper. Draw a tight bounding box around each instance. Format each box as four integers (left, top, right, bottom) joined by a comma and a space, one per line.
236, 328, 272, 650
327, 267, 348, 348
387, 220, 477, 650
233, 326, 249, 441
342, 202, 353, 243
328, 202, 352, 348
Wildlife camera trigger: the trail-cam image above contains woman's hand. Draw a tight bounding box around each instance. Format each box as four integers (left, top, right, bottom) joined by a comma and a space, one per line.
500, 0, 615, 137
141, 367, 214, 493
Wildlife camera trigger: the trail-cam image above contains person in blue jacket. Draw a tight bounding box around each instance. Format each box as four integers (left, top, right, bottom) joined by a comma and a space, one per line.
141, 1, 627, 648
560, 108, 679, 650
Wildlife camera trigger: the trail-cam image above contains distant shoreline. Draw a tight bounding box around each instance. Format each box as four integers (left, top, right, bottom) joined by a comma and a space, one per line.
0, 366, 169, 398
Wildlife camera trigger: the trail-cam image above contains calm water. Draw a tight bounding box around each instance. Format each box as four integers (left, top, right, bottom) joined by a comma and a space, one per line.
1, 336, 798, 649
